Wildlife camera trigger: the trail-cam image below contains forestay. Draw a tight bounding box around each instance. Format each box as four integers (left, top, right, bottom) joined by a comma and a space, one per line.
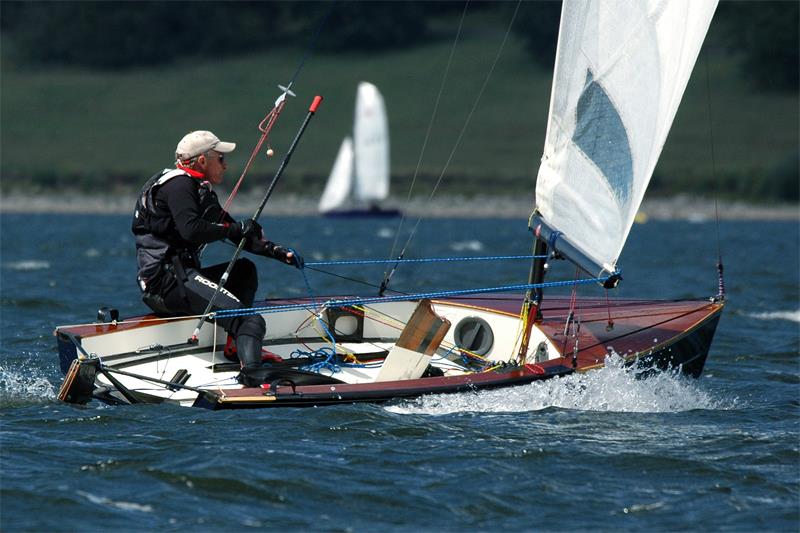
353, 81, 390, 203
534, 0, 718, 274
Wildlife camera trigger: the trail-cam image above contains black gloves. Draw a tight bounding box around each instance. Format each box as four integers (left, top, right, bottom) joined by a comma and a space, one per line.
248, 240, 304, 269
275, 246, 304, 269
226, 219, 262, 244
246, 238, 270, 256
291, 250, 305, 269
229, 220, 303, 270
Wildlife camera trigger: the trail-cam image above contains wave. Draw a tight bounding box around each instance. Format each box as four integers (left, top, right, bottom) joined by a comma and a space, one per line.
748, 310, 800, 323
3, 260, 50, 271
388, 355, 730, 416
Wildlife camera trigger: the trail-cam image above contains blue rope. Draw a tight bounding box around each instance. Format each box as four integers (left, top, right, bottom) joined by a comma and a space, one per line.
298, 267, 319, 312
305, 254, 547, 267
547, 231, 563, 252
298, 265, 339, 350
293, 346, 339, 374
292, 346, 383, 374
210, 276, 609, 319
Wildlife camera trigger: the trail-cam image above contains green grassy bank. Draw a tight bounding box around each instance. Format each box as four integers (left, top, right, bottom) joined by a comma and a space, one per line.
1, 14, 797, 201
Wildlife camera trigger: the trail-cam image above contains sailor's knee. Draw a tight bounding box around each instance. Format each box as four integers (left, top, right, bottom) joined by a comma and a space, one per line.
235, 313, 265, 339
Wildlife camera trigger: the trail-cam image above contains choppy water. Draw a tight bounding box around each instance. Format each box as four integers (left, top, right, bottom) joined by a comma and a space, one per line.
1, 213, 798, 531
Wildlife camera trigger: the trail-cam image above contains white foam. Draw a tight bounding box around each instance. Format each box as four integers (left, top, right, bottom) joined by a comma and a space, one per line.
748, 310, 800, 323
0, 364, 56, 401
77, 491, 154, 513
387, 355, 729, 416
450, 240, 484, 252
3, 260, 50, 270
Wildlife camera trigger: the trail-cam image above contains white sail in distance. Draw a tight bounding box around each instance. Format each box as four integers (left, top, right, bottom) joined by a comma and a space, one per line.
318, 137, 354, 213
353, 81, 390, 203
534, 0, 718, 274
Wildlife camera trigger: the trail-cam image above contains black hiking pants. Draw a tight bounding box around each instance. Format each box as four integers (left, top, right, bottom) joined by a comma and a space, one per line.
142, 258, 266, 360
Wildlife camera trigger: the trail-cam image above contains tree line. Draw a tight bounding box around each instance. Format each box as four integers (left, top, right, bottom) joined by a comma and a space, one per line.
2, 1, 797, 92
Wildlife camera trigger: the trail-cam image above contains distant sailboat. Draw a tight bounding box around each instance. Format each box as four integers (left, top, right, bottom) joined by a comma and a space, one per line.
319, 82, 400, 217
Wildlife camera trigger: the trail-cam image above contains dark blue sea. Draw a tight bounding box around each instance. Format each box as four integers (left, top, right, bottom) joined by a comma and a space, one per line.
1, 213, 798, 531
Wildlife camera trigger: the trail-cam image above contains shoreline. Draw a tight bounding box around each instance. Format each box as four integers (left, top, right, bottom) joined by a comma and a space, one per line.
0, 192, 797, 220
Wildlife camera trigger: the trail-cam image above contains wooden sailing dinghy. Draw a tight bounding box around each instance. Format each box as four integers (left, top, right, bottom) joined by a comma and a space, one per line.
55, 0, 724, 409
56, 295, 721, 409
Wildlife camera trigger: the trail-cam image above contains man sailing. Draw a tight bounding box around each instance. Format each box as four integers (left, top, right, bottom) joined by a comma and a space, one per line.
132, 130, 303, 377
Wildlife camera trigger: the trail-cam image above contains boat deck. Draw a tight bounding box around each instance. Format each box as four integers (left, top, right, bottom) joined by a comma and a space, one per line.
436, 294, 723, 374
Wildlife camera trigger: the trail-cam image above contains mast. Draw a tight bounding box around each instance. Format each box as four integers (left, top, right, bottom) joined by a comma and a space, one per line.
516, 224, 549, 363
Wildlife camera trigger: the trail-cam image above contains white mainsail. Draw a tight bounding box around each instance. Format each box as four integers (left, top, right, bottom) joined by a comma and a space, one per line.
534, 0, 718, 274
353, 81, 390, 203
318, 137, 354, 213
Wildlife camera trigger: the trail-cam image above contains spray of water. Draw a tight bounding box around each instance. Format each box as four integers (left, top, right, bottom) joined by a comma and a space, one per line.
0, 363, 57, 405
0, 353, 730, 414
747, 310, 800, 323
388, 355, 729, 416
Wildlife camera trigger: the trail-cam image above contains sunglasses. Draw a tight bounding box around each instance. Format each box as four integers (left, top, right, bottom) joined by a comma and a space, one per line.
205, 153, 224, 163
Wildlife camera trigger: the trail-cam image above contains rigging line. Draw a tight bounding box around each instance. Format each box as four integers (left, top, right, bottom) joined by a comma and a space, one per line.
302, 252, 542, 300
562, 266, 580, 355
305, 254, 545, 295
309, 254, 545, 266
384, 0, 471, 267
285, 1, 338, 94
55, 312, 212, 330
573, 306, 713, 357
213, 275, 610, 318
209, 239, 411, 294
219, 1, 337, 215
378, 0, 523, 296
302, 306, 402, 358
220, 105, 280, 217
305, 266, 411, 295
703, 52, 721, 259
704, 51, 725, 300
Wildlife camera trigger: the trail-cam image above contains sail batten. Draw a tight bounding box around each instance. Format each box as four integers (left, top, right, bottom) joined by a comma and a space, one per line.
534, 0, 718, 272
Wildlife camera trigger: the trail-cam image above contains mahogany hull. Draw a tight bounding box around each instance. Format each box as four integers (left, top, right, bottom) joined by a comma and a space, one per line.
55, 294, 724, 409
194, 300, 723, 409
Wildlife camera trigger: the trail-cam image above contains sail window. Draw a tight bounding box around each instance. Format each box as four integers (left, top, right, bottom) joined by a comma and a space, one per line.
572, 70, 633, 208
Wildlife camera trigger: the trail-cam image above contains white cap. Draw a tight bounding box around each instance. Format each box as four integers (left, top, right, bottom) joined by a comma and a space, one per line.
175, 130, 236, 160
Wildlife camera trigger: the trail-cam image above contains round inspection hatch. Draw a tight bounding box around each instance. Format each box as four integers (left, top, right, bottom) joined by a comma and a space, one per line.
453, 316, 494, 356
